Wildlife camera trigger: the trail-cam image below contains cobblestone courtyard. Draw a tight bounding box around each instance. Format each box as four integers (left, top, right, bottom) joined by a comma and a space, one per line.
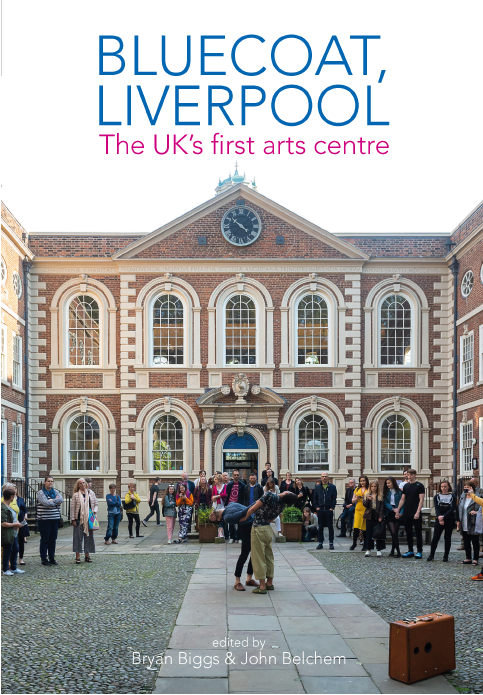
312, 550, 483, 695
1, 553, 196, 694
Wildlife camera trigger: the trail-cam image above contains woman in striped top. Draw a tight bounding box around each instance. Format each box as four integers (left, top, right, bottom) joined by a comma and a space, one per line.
36, 476, 63, 566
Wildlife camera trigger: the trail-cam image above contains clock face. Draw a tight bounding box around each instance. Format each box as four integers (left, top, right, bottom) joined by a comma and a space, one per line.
221, 206, 262, 246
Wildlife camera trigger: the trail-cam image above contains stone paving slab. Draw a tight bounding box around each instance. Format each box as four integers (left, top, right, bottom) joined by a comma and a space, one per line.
153, 678, 228, 693
301, 676, 380, 694
153, 535, 457, 694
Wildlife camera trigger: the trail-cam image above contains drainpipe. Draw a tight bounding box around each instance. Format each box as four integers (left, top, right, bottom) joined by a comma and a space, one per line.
449, 256, 459, 491
22, 258, 32, 489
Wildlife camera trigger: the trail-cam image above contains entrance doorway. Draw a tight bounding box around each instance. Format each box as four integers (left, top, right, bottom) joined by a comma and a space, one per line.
222, 432, 258, 482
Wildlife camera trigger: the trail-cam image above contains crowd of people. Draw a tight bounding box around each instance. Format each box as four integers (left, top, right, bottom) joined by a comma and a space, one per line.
1, 466, 482, 583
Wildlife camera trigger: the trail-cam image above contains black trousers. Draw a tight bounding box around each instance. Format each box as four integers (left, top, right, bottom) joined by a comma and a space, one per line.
144, 501, 160, 524
38, 519, 59, 561
128, 513, 141, 537
365, 518, 386, 551
317, 509, 334, 544
404, 516, 423, 553
430, 519, 453, 557
234, 523, 253, 577
462, 530, 480, 561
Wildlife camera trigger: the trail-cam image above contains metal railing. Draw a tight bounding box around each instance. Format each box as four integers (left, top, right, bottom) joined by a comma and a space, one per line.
10, 477, 71, 528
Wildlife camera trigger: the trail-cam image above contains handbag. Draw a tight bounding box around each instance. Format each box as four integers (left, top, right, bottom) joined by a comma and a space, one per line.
363, 506, 372, 520
373, 519, 386, 540
122, 498, 136, 511
88, 510, 100, 531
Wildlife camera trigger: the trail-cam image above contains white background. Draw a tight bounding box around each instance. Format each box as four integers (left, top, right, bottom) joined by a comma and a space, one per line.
1, 0, 482, 235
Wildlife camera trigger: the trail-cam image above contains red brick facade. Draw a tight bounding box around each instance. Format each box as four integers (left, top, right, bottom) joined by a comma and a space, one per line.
2, 190, 482, 518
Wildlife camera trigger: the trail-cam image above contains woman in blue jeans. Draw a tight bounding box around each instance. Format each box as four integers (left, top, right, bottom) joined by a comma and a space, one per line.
105, 484, 122, 545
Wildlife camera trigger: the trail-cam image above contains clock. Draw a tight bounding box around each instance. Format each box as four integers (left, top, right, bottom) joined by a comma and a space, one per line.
221, 205, 262, 246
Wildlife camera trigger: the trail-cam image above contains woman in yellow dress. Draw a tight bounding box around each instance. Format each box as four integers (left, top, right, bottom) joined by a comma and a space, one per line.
350, 475, 369, 550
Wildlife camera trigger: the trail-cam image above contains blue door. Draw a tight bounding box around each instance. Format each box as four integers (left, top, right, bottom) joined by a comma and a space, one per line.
222, 432, 258, 482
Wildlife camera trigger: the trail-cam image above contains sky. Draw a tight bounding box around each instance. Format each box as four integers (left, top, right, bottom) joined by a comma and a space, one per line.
1, 0, 482, 237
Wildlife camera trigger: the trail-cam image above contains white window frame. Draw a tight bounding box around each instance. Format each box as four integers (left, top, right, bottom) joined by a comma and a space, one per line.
13, 334, 22, 388
66, 412, 102, 472
295, 293, 331, 367
1, 257, 6, 285
378, 292, 414, 368
1, 325, 7, 381
461, 270, 474, 298
479, 324, 483, 383
1, 418, 7, 476
12, 271, 22, 299
295, 411, 333, 474
378, 413, 413, 473
460, 421, 473, 475
223, 292, 259, 368
148, 291, 188, 368
12, 423, 22, 476
149, 412, 186, 473
460, 332, 474, 387
64, 293, 103, 368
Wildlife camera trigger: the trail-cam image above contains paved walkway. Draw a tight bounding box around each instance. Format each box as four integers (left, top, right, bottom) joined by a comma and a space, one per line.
153, 539, 457, 694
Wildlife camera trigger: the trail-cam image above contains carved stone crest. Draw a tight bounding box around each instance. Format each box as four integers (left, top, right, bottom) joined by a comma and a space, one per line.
232, 373, 250, 403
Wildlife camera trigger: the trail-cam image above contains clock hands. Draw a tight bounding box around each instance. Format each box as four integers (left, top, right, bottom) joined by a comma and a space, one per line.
233, 219, 249, 233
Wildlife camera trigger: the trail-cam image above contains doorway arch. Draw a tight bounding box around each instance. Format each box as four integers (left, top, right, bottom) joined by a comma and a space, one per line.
215, 427, 268, 482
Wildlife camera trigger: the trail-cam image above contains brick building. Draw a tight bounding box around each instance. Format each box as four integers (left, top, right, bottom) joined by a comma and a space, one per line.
1, 179, 482, 518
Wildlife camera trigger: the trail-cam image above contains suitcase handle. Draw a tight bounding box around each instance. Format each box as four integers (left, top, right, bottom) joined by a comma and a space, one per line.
420, 617, 434, 622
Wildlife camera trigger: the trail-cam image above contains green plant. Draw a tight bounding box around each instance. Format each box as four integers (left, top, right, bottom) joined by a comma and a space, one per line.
197, 506, 216, 526
281, 505, 303, 523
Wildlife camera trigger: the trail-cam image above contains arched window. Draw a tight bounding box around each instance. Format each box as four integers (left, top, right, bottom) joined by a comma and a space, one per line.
297, 414, 329, 471
380, 414, 411, 471
224, 294, 257, 365
69, 415, 100, 471
380, 294, 412, 366
297, 294, 329, 365
68, 295, 100, 366
152, 294, 184, 365
152, 414, 184, 471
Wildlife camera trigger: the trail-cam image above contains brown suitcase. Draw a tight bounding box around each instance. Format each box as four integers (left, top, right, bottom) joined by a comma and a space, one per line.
389, 612, 456, 684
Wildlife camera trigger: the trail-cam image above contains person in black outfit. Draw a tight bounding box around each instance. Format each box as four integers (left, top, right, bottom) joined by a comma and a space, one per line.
233, 486, 259, 591
396, 468, 425, 558
293, 477, 312, 510
244, 472, 264, 507
261, 463, 279, 487
313, 473, 337, 550
280, 472, 295, 493
427, 480, 456, 562
225, 469, 246, 543
142, 477, 162, 526
337, 478, 356, 537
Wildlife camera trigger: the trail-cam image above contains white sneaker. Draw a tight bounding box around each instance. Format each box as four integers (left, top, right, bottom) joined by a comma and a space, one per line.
218, 529, 224, 538
228, 539, 234, 544
376, 551, 382, 557
167, 539, 172, 544
365, 551, 371, 557
12, 568, 25, 574
3, 570, 14, 576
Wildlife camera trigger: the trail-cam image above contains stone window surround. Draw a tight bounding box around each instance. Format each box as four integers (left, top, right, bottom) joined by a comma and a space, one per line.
133, 275, 202, 388
363, 397, 431, 476
207, 276, 274, 388
280, 276, 346, 369
49, 397, 117, 479
280, 396, 347, 477
133, 397, 200, 478
459, 330, 474, 389
460, 418, 473, 476
363, 277, 430, 389
49, 276, 117, 389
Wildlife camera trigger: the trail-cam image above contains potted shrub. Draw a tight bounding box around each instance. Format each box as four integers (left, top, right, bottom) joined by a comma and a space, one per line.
281, 505, 303, 541
197, 506, 218, 543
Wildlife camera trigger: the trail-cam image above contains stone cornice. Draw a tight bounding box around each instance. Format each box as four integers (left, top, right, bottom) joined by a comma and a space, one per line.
31, 257, 448, 275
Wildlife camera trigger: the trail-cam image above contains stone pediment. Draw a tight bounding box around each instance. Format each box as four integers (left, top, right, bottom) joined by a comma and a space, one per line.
196, 385, 285, 408
112, 184, 369, 261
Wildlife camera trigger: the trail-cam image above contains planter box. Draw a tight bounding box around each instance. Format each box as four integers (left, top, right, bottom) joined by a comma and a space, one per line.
281, 521, 302, 542
198, 523, 218, 543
